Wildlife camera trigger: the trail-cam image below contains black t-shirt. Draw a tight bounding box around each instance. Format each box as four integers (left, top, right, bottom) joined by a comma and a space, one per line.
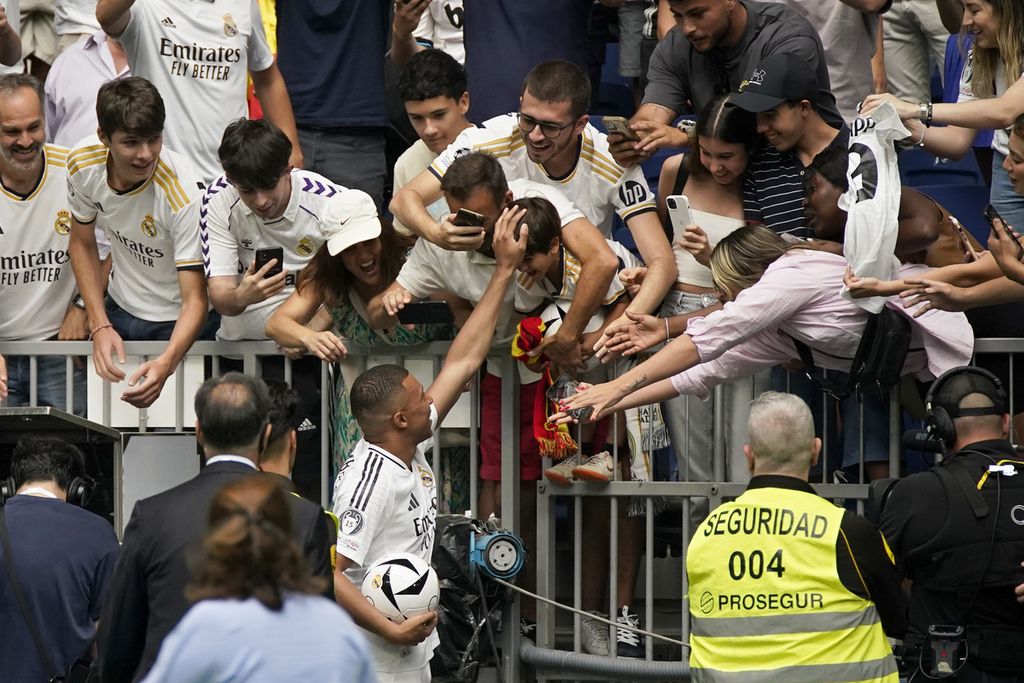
643, 0, 842, 126
0, 496, 119, 683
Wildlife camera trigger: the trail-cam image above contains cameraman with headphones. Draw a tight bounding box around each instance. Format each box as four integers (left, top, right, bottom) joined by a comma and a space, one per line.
880, 367, 1024, 682
0, 436, 118, 681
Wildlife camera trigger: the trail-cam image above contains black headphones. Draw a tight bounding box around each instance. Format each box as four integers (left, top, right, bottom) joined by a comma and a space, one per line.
925, 366, 1008, 449
0, 474, 96, 508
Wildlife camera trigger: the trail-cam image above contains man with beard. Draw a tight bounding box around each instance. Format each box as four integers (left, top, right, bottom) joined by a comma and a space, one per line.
0, 74, 89, 414
67, 76, 210, 409
608, 0, 841, 167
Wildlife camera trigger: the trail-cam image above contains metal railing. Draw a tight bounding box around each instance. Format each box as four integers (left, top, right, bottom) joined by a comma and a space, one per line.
1, 337, 1019, 680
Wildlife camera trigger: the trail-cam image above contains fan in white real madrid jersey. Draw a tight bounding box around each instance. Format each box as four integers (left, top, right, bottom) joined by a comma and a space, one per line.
67, 76, 208, 409
95, 0, 301, 183
0, 74, 90, 415
391, 59, 677, 356
202, 118, 380, 343
333, 203, 529, 682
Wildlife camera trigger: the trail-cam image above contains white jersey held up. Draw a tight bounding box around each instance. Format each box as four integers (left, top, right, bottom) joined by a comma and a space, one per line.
333, 405, 441, 675
66, 137, 206, 322
118, 0, 274, 182
0, 145, 78, 340
430, 114, 657, 234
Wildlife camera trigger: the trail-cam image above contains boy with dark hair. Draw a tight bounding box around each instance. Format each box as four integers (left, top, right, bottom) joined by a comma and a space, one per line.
0, 436, 119, 683
67, 76, 210, 410
394, 48, 473, 238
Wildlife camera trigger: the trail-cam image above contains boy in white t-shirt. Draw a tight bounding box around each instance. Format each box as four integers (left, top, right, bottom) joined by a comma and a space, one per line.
333, 203, 528, 681
67, 76, 209, 409
393, 48, 472, 240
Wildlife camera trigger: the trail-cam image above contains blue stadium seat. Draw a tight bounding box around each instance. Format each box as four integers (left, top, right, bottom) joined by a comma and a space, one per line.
913, 183, 991, 243
898, 147, 985, 187
594, 41, 634, 117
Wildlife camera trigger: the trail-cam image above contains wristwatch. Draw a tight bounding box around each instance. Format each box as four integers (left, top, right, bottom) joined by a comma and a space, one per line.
676, 119, 697, 143
72, 294, 86, 310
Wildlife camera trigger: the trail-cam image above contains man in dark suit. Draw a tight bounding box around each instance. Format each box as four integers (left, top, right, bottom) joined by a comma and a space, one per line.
95, 372, 333, 683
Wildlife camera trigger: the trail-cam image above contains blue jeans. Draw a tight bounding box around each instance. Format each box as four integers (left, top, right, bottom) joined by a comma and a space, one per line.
6, 354, 87, 416
105, 297, 220, 341
990, 150, 1024, 232
297, 126, 386, 210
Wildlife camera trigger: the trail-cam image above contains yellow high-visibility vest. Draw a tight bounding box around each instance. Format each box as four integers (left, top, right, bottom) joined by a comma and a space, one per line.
687, 486, 898, 683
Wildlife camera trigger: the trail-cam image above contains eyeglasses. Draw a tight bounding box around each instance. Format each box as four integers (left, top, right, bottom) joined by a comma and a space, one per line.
517, 112, 575, 139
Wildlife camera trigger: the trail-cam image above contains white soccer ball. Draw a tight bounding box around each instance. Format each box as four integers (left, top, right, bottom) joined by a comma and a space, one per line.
360, 552, 440, 623
540, 303, 605, 371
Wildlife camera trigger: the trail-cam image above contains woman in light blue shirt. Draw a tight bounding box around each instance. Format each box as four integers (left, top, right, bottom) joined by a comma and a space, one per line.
142, 475, 376, 683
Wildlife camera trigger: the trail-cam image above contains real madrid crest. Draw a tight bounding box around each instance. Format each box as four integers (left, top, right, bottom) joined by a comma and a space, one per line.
296, 236, 315, 257
141, 214, 157, 238
54, 209, 71, 235
417, 466, 433, 489
223, 13, 238, 37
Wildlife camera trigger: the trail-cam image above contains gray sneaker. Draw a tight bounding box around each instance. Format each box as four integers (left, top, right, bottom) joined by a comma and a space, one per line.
580, 611, 610, 656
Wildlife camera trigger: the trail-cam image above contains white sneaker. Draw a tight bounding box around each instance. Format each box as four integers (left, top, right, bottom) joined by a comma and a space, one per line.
580, 611, 610, 656
573, 450, 614, 482
544, 455, 578, 486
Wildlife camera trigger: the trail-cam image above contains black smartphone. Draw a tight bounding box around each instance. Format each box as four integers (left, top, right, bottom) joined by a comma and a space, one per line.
254, 247, 284, 277
396, 301, 455, 325
984, 204, 1024, 260
453, 208, 485, 227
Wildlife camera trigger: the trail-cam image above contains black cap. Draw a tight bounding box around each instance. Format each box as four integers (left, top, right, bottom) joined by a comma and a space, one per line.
930, 367, 1007, 418
731, 53, 818, 113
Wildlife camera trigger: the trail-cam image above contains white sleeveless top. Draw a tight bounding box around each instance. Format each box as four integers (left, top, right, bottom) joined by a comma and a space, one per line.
673, 208, 745, 288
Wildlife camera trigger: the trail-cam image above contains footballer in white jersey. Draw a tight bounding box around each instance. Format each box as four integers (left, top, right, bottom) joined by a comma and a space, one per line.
0, 145, 79, 341
333, 214, 526, 678
67, 135, 205, 322
202, 168, 368, 341
333, 420, 441, 674
102, 0, 280, 182
413, 0, 464, 65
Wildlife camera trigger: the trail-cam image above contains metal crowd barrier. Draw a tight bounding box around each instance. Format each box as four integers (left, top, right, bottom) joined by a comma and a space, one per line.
0, 338, 1019, 680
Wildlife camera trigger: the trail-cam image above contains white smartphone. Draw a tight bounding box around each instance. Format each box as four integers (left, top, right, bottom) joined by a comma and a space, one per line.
666, 194, 693, 234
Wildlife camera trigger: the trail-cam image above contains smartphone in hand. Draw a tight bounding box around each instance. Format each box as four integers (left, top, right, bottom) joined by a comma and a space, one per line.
254, 246, 284, 277
453, 208, 486, 227
396, 301, 455, 325
603, 115, 640, 142
984, 204, 1024, 260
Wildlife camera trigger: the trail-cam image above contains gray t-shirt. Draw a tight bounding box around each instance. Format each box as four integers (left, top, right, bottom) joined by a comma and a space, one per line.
642, 0, 842, 127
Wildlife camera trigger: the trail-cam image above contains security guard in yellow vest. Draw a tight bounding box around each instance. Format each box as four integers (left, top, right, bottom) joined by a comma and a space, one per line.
687, 391, 907, 682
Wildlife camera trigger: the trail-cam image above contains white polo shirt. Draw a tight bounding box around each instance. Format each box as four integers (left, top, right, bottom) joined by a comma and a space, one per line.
118, 0, 274, 182
66, 137, 205, 322
430, 114, 657, 234
333, 405, 441, 674
202, 169, 361, 340
0, 146, 78, 340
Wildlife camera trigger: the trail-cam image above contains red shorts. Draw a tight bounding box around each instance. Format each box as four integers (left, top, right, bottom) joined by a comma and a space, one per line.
480, 373, 542, 481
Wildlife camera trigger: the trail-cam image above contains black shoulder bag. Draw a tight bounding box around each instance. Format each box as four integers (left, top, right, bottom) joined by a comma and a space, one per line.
792, 305, 913, 399
0, 507, 94, 683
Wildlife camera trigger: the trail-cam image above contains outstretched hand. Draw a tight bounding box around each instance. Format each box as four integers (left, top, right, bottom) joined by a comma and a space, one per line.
899, 278, 970, 317
595, 311, 666, 361
556, 379, 629, 423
